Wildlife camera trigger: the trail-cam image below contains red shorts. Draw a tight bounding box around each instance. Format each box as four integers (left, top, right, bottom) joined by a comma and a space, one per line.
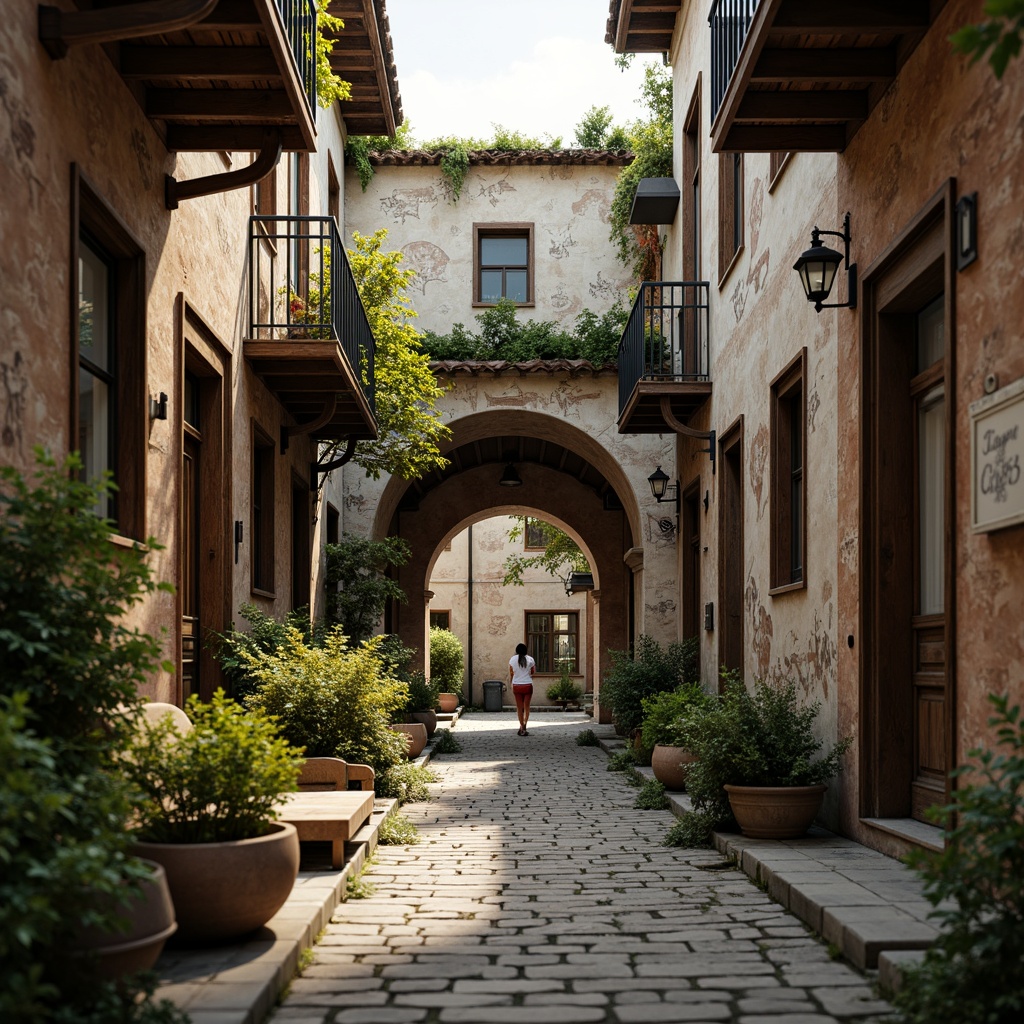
512, 683, 533, 697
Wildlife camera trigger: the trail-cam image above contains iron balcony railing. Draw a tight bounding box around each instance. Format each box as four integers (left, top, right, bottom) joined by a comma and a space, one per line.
617, 281, 711, 415
709, 0, 759, 122
275, 0, 318, 118
249, 215, 375, 415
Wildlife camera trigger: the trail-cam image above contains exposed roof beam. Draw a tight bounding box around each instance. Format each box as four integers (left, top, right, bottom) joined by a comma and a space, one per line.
120, 44, 281, 79
770, 0, 931, 33
734, 90, 869, 122
751, 46, 898, 82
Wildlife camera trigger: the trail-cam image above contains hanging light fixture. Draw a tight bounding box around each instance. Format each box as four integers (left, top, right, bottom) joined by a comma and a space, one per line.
499, 462, 522, 487
793, 212, 857, 313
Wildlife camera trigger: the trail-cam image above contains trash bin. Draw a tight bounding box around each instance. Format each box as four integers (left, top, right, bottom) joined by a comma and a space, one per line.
482, 679, 505, 712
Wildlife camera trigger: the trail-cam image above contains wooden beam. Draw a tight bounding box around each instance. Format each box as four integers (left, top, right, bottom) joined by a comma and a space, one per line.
772, 0, 931, 33
752, 46, 897, 81
196, 0, 263, 31
120, 44, 281, 79
147, 88, 295, 120
734, 90, 868, 122
718, 123, 850, 152
165, 123, 308, 151
165, 128, 282, 208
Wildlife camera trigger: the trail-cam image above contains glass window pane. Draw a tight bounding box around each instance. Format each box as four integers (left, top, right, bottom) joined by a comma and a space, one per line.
505, 271, 527, 302
480, 236, 527, 265
918, 388, 945, 615
78, 366, 111, 518
480, 270, 503, 303
79, 240, 110, 372
917, 297, 944, 373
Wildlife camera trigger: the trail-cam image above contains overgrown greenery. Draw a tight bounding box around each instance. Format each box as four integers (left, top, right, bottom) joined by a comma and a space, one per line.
574, 104, 630, 149
429, 627, 465, 693
431, 728, 463, 754
894, 693, 1024, 1024
377, 812, 421, 845
325, 533, 410, 643
422, 297, 628, 364
640, 682, 709, 750
609, 63, 673, 281
951, 0, 1024, 78
576, 728, 599, 747
406, 674, 440, 713
673, 675, 851, 848
0, 452, 184, 1022
502, 515, 591, 588
377, 762, 438, 804
121, 691, 303, 844
599, 635, 700, 738
314, 2, 352, 108
634, 778, 669, 810
242, 629, 409, 781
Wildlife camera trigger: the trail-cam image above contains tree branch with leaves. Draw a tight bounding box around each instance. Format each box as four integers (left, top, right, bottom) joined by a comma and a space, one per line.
501, 517, 591, 587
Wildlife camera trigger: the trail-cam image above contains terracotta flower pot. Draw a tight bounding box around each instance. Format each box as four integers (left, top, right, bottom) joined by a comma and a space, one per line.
410, 710, 438, 737
391, 721, 428, 758
133, 821, 299, 942
723, 783, 828, 839
437, 693, 459, 714
75, 859, 177, 980
651, 744, 698, 792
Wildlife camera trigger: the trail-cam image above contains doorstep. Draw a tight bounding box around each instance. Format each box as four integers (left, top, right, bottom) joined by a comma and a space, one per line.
150, 722, 453, 1024
598, 736, 938, 979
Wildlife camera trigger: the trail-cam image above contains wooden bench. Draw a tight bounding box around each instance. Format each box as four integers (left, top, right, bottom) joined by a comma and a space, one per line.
141, 706, 376, 870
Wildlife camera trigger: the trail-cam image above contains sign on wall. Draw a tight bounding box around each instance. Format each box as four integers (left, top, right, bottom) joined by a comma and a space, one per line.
971, 376, 1024, 533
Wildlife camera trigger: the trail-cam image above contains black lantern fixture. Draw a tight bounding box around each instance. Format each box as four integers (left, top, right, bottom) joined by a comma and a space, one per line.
647, 466, 679, 536
499, 462, 522, 487
793, 212, 857, 313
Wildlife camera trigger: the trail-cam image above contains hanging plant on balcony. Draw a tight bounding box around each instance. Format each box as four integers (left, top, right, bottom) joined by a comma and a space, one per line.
315, 2, 352, 109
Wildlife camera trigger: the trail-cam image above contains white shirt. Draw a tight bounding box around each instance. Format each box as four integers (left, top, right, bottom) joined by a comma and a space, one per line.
509, 654, 536, 684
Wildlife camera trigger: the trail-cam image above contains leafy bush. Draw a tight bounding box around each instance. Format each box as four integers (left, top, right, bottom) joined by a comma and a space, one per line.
377, 812, 421, 845
0, 452, 183, 1022
607, 748, 643, 773
406, 673, 440, 713
377, 763, 438, 804
431, 729, 462, 754
634, 779, 669, 810
600, 635, 699, 738
677, 674, 851, 847
546, 667, 584, 704
429, 627, 465, 692
640, 681, 709, 750
242, 628, 409, 781
576, 729, 599, 747
121, 690, 303, 844
325, 534, 410, 644
663, 814, 714, 849
894, 693, 1024, 1024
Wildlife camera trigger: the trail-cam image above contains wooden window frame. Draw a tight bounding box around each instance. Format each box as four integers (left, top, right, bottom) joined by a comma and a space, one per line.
325, 501, 340, 546
251, 423, 276, 597
327, 151, 340, 225
524, 517, 547, 550
473, 223, 535, 307
525, 611, 580, 675
71, 166, 146, 542
768, 152, 791, 193
770, 349, 807, 594
291, 471, 311, 611
682, 478, 702, 639
430, 610, 451, 631
717, 152, 744, 286
682, 77, 701, 281
717, 417, 745, 680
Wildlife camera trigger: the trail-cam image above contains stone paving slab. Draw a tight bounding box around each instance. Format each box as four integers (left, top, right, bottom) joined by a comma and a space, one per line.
273, 713, 901, 1023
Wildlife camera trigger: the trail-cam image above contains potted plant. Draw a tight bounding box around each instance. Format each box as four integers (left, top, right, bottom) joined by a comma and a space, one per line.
430, 626, 465, 712
120, 690, 305, 942
546, 665, 584, 710
640, 682, 708, 791
679, 674, 851, 842
406, 673, 440, 737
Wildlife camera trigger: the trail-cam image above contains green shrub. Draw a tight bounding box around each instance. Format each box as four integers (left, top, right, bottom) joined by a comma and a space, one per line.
242, 629, 409, 781
431, 728, 462, 754
600, 635, 699, 738
377, 812, 421, 845
607, 748, 642, 773
576, 729, 599, 746
377, 762, 438, 804
121, 690, 303, 844
634, 779, 669, 810
678, 673, 851, 847
325, 535, 410, 644
663, 814, 715, 849
429, 627, 465, 692
0, 452, 184, 1023
546, 669, 584, 704
894, 693, 1024, 1024
406, 673, 440, 713
640, 681, 709, 750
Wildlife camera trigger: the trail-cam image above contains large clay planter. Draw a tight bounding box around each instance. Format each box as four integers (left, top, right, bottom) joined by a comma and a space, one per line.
723, 783, 827, 839
133, 821, 299, 942
651, 744, 698, 792
391, 721, 428, 758
410, 710, 438, 737
437, 693, 459, 714
76, 859, 177, 980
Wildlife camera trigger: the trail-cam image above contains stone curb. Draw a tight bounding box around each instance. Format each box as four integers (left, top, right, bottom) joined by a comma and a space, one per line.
153, 716, 463, 1024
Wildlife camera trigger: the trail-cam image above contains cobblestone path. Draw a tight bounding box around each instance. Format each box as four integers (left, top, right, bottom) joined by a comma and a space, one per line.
273, 713, 896, 1024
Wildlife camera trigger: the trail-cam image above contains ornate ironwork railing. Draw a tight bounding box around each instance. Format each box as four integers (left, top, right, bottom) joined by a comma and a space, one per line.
617, 281, 710, 415
709, 0, 759, 122
248, 215, 375, 414
275, 0, 318, 117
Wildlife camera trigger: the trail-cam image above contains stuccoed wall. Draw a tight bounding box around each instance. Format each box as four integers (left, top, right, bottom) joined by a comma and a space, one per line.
429, 516, 590, 703
343, 153, 635, 335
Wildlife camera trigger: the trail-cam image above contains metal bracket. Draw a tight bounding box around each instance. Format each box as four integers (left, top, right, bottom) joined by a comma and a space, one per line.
166, 130, 283, 210
280, 395, 338, 455
310, 437, 357, 492
659, 397, 716, 474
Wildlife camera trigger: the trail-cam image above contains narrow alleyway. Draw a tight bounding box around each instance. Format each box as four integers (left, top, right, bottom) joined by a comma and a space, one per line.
273, 714, 897, 1023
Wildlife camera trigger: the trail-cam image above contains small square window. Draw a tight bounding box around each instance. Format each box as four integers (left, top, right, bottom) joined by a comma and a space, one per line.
430, 610, 451, 630
474, 224, 533, 305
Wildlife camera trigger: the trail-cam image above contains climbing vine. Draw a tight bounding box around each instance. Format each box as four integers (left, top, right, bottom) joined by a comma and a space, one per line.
315, 2, 352, 108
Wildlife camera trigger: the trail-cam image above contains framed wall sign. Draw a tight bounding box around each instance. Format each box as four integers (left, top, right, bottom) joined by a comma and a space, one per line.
971, 376, 1024, 533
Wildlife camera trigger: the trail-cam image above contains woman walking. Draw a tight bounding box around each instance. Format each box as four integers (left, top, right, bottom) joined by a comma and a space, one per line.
508, 642, 536, 736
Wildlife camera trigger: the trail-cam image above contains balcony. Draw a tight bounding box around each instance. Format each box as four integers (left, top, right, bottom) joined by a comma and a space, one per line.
246, 216, 377, 444
617, 282, 712, 434
605, 0, 682, 53
709, 0, 947, 153
39, 0, 319, 152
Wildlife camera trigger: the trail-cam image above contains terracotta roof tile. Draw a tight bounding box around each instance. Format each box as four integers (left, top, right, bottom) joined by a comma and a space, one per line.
429, 358, 618, 377
368, 149, 634, 167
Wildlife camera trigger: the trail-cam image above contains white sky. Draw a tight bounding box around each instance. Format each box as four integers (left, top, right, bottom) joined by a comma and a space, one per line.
380, 0, 662, 145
